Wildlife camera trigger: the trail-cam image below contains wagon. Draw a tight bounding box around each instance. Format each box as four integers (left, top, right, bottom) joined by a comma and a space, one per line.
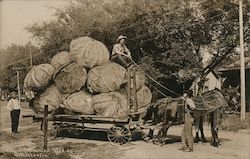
24, 67, 146, 145
26, 106, 144, 145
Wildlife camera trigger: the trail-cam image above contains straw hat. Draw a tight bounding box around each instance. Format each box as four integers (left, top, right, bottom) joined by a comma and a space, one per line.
116, 35, 127, 43
10, 92, 17, 97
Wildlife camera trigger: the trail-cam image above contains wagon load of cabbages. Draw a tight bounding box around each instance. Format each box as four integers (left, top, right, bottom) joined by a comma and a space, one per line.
24, 36, 152, 117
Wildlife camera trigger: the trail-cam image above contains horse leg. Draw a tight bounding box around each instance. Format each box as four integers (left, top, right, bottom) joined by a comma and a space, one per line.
157, 112, 170, 144
143, 127, 154, 142
157, 125, 165, 144
213, 110, 220, 146
156, 124, 171, 145
194, 116, 201, 143
199, 117, 207, 143
156, 128, 163, 144
210, 111, 219, 147
162, 124, 171, 143
211, 128, 219, 147
210, 113, 215, 146
214, 127, 220, 146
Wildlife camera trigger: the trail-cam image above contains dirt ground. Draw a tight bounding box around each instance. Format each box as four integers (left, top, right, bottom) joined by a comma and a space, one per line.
0, 101, 249, 159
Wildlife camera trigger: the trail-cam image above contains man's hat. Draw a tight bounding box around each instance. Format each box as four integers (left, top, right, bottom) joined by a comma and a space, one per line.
10, 92, 17, 97
116, 35, 127, 43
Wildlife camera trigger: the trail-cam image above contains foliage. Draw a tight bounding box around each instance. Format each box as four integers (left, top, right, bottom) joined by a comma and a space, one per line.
0, 44, 39, 90
23, 0, 250, 96
220, 113, 250, 131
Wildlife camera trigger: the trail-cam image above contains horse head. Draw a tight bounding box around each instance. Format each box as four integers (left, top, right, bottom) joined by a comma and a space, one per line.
221, 86, 240, 111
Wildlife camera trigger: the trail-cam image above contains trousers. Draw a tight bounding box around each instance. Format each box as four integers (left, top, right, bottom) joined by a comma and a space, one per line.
110, 54, 132, 68
10, 109, 20, 132
181, 113, 194, 150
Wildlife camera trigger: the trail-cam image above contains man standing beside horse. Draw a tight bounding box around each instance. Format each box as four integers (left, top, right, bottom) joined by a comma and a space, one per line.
179, 90, 196, 152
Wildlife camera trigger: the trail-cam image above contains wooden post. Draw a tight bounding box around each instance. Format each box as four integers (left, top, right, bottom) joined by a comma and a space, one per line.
127, 67, 131, 114
132, 67, 138, 113
16, 69, 21, 107
239, 0, 246, 121
43, 105, 48, 150
29, 42, 33, 68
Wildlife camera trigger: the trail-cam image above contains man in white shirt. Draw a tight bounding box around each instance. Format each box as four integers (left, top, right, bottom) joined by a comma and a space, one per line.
111, 35, 133, 68
179, 90, 196, 152
7, 92, 21, 133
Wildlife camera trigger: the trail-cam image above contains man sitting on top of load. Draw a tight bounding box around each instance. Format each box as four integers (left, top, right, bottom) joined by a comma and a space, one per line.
111, 35, 133, 68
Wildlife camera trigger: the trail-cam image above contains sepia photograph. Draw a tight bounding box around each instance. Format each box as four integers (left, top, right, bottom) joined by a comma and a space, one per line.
0, 0, 250, 158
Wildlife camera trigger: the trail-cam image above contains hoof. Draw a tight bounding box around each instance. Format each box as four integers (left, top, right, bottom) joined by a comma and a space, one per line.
210, 142, 219, 147
178, 147, 187, 151
201, 138, 208, 143
183, 148, 193, 152
194, 137, 200, 143
143, 137, 151, 142
152, 139, 159, 145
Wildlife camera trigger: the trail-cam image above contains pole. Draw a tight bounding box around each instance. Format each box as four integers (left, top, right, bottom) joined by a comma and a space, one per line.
132, 68, 138, 112
16, 70, 21, 107
29, 42, 33, 67
43, 105, 48, 150
127, 67, 131, 114
239, 0, 246, 120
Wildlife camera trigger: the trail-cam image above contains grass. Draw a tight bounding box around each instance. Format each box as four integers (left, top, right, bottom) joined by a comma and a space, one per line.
0, 151, 71, 159
220, 113, 250, 132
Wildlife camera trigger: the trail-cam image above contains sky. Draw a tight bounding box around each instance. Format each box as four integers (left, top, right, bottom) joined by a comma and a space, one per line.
0, 0, 69, 49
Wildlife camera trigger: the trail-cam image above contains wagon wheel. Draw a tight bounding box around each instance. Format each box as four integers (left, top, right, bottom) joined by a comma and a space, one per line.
48, 124, 59, 138
42, 122, 58, 140
67, 124, 84, 136
70, 127, 84, 136
107, 125, 131, 145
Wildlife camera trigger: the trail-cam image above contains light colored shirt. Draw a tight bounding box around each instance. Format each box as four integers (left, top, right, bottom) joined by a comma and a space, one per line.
7, 99, 21, 111
186, 98, 196, 110
181, 96, 196, 112
112, 43, 131, 58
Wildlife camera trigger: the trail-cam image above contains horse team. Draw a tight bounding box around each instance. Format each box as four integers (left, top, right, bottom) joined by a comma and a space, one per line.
140, 89, 227, 148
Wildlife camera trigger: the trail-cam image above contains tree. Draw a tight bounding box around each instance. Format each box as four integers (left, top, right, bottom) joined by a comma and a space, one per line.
0, 44, 39, 91
26, 0, 250, 97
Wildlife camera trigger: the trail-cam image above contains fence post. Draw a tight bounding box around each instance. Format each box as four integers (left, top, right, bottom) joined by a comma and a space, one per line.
43, 105, 48, 150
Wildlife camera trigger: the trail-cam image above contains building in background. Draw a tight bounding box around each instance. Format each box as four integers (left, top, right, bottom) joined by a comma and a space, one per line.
219, 57, 250, 112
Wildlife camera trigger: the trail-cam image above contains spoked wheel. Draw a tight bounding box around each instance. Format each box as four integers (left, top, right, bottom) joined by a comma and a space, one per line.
48, 124, 58, 138
43, 122, 59, 141
67, 124, 84, 136
107, 125, 131, 145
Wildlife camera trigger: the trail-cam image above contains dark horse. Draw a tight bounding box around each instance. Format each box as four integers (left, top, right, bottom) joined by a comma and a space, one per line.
194, 89, 232, 147
142, 93, 224, 147
194, 109, 221, 147
142, 97, 184, 143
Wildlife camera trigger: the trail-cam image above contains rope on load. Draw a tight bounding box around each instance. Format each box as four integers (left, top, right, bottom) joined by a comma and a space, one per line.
128, 59, 228, 111
129, 58, 181, 97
